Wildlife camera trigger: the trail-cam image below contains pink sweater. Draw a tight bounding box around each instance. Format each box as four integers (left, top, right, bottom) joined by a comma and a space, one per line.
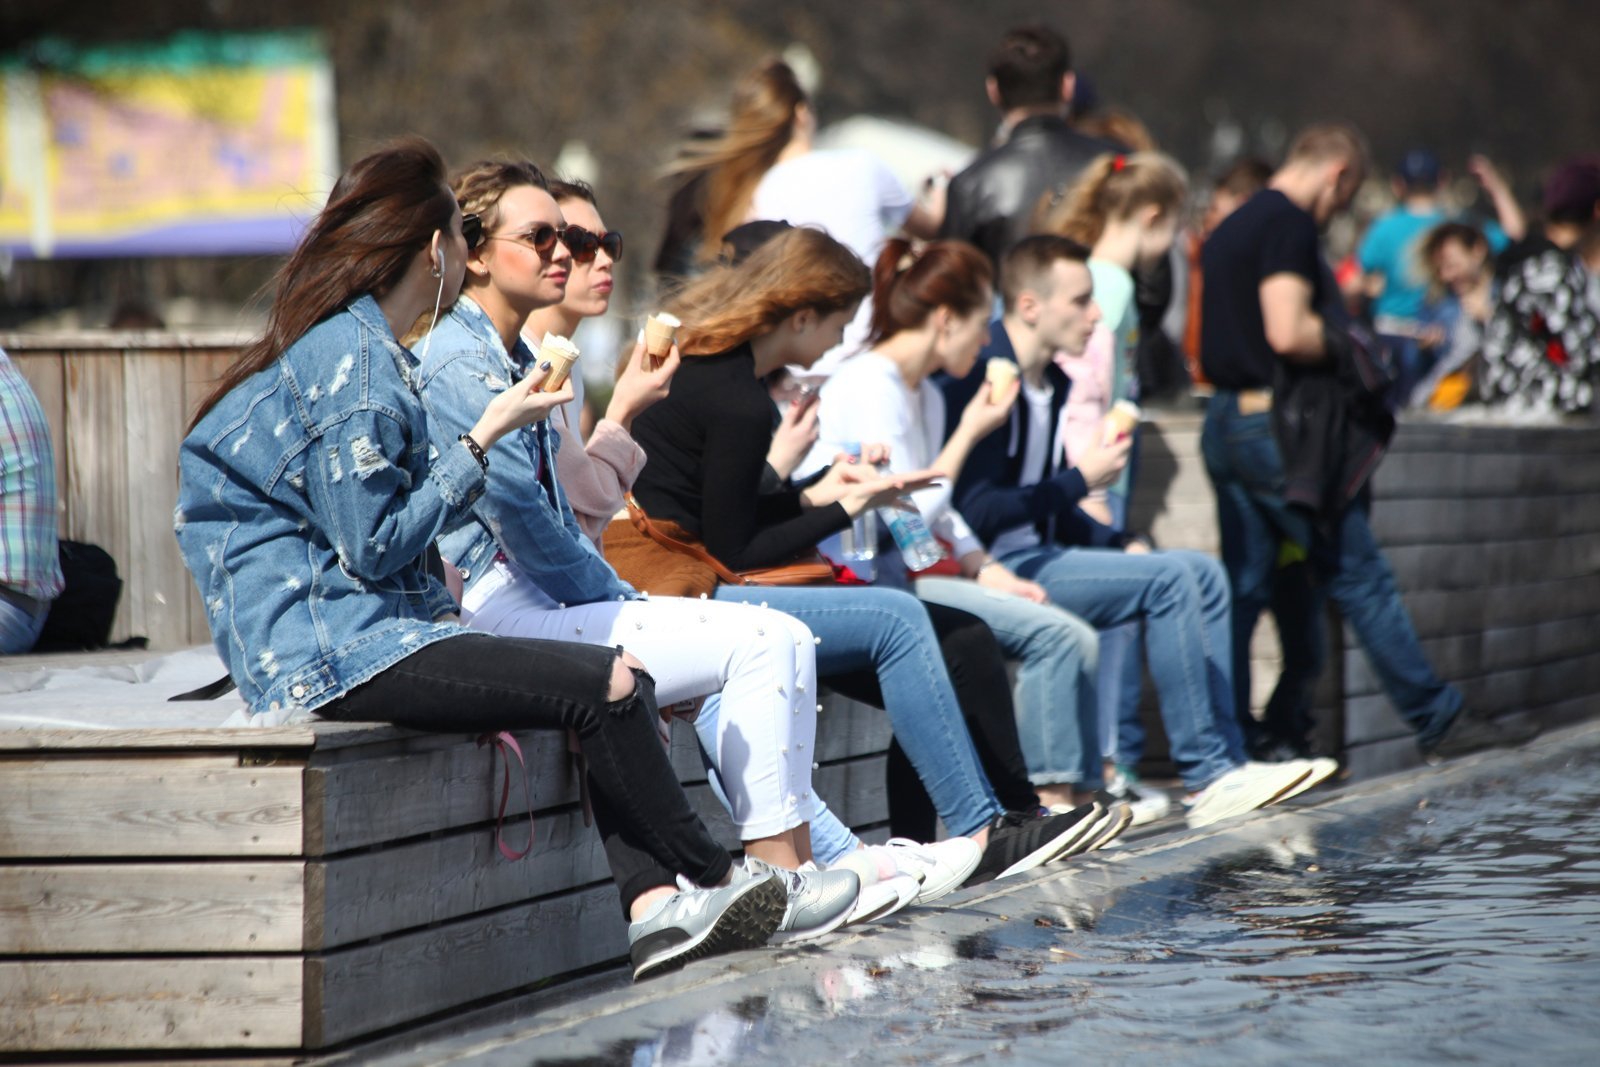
552, 410, 647, 547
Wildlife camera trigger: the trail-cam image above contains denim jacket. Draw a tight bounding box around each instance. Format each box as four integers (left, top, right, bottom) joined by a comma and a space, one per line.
175, 294, 485, 716
415, 296, 635, 605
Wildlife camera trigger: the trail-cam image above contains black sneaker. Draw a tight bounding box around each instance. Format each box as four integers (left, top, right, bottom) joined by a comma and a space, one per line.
1419, 708, 1541, 764
962, 805, 1103, 888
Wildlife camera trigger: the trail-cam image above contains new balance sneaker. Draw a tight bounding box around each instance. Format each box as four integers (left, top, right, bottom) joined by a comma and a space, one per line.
1262, 757, 1338, 804
869, 836, 984, 905
1107, 766, 1174, 826
1183, 762, 1312, 829
628, 867, 786, 980
747, 859, 860, 944
962, 805, 1105, 888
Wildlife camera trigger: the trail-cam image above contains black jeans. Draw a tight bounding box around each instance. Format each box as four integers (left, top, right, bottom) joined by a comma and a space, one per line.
321, 633, 732, 914
827, 600, 1038, 839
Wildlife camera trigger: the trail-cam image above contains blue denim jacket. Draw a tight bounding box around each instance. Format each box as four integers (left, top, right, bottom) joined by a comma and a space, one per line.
175, 294, 485, 716
416, 296, 635, 605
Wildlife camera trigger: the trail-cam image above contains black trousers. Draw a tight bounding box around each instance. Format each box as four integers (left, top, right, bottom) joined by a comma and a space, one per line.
321, 633, 731, 914
826, 600, 1038, 839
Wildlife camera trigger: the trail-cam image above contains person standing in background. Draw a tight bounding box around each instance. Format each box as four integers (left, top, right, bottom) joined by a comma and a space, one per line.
940, 24, 1119, 275
0, 346, 65, 654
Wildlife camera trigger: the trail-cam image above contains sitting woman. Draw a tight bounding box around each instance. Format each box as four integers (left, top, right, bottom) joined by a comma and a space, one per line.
414, 159, 863, 941
175, 139, 786, 981
615, 225, 1113, 890
808, 238, 1114, 826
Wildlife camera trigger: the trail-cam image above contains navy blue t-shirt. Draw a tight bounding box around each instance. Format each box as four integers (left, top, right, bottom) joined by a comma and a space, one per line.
1200, 189, 1326, 389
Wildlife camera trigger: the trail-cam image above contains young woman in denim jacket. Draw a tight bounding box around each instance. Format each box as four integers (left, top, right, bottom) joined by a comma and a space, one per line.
175, 139, 787, 980
417, 159, 902, 940
622, 226, 1113, 890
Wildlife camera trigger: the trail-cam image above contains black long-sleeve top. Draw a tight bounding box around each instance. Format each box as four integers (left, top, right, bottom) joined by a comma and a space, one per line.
630, 344, 850, 570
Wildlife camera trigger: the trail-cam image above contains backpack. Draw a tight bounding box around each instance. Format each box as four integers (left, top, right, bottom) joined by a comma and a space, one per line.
33, 540, 131, 652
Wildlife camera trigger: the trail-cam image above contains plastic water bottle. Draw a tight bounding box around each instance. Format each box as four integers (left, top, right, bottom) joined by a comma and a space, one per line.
833, 443, 878, 581
873, 461, 947, 571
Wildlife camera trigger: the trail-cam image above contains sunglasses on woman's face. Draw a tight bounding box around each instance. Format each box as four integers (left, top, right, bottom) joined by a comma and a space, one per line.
460, 213, 484, 252
487, 222, 565, 256
560, 225, 624, 264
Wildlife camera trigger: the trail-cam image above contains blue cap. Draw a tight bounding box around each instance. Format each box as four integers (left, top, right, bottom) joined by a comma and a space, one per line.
1397, 149, 1441, 188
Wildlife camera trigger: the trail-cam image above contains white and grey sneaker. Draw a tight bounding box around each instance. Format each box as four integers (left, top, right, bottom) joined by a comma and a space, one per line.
1184, 762, 1313, 829
1261, 757, 1338, 803
628, 867, 786, 980
1107, 767, 1173, 825
747, 859, 860, 944
871, 836, 984, 905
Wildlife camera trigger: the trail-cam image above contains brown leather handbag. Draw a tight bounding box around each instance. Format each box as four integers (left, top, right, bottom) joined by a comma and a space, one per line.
604, 494, 835, 597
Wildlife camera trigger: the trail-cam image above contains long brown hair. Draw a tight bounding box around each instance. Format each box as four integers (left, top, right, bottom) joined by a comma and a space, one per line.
666, 58, 807, 263
868, 238, 993, 346
1035, 151, 1187, 247
191, 137, 456, 429
661, 226, 868, 356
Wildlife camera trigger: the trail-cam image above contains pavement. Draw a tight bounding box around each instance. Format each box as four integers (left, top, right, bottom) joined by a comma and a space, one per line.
323, 718, 1600, 1067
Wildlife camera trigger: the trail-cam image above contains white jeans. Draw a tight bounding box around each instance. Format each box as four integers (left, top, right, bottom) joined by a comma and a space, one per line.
466, 567, 820, 840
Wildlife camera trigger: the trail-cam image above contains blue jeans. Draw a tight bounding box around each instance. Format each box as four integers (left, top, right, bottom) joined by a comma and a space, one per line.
1200, 391, 1462, 748
713, 584, 1002, 837
0, 597, 48, 654
996, 544, 1242, 792
912, 575, 1101, 789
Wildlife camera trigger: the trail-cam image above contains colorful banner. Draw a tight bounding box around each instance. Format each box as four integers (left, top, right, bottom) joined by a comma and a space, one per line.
0, 31, 337, 258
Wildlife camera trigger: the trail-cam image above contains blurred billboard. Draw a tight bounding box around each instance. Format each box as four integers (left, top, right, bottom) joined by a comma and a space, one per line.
0, 31, 337, 259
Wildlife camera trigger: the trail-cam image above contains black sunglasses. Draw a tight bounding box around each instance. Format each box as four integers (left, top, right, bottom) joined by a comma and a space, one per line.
460, 213, 483, 252
487, 222, 564, 256
560, 225, 624, 264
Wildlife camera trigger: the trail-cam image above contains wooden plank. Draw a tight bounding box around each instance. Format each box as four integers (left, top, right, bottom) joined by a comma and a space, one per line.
62, 352, 133, 643
0, 329, 251, 351
0, 958, 301, 1051
182, 350, 242, 645
0, 727, 322, 752
308, 881, 625, 1048
122, 352, 190, 649
0, 756, 303, 858
0, 862, 304, 952
9, 353, 69, 536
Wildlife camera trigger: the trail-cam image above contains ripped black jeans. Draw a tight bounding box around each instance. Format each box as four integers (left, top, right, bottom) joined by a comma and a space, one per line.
320, 632, 732, 914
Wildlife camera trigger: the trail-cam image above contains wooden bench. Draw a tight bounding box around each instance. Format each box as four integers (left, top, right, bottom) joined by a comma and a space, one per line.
0, 688, 893, 1056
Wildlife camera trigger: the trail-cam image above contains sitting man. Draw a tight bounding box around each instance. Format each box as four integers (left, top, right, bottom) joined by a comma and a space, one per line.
0, 345, 64, 653
940, 235, 1332, 828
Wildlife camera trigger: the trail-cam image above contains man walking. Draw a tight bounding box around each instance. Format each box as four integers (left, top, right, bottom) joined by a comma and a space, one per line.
1198, 124, 1521, 763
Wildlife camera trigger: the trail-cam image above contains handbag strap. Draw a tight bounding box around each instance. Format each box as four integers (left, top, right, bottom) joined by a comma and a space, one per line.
623, 493, 746, 586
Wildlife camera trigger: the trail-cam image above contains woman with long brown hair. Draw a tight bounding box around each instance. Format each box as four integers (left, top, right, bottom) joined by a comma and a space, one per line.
175, 139, 787, 981
617, 225, 1110, 893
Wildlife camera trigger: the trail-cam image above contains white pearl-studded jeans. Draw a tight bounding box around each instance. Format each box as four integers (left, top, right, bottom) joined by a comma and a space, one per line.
465, 565, 819, 840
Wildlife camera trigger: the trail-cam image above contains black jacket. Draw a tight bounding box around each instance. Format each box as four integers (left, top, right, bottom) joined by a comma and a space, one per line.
940, 115, 1121, 271
1273, 319, 1396, 523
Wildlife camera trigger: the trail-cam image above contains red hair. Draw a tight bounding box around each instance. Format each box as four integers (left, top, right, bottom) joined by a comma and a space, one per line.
868, 238, 994, 346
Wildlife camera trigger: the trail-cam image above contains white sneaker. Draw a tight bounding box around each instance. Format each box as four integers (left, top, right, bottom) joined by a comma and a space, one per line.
827, 848, 921, 924
746, 859, 859, 944
869, 836, 983, 905
1184, 762, 1312, 828
1260, 757, 1338, 803
1107, 768, 1173, 825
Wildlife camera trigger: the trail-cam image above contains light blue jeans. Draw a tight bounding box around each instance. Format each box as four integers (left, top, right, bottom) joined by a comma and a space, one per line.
0, 597, 48, 654
912, 576, 1101, 789
713, 584, 1002, 838
997, 545, 1245, 792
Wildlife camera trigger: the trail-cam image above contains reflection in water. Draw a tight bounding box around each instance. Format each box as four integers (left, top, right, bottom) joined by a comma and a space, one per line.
563, 743, 1600, 1065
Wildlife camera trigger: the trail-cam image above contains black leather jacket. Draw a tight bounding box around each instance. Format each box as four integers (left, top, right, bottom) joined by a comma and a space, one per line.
940, 114, 1121, 269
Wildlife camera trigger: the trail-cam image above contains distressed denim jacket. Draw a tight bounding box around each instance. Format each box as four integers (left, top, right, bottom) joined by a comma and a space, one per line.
416, 295, 636, 606
175, 295, 485, 716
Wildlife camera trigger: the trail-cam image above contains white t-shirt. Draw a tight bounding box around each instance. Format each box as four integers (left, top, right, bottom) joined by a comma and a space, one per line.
803, 352, 983, 560
753, 149, 914, 379
988, 377, 1056, 558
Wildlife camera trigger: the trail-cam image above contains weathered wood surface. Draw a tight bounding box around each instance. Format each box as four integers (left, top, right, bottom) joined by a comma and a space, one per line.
0, 756, 304, 857
0, 958, 303, 1051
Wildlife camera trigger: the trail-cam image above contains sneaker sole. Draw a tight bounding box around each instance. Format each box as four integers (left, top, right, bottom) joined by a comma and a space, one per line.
631, 875, 786, 980
1184, 766, 1314, 829
994, 805, 1106, 880
1078, 803, 1134, 852
769, 894, 858, 945
1267, 758, 1338, 804
846, 875, 920, 926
